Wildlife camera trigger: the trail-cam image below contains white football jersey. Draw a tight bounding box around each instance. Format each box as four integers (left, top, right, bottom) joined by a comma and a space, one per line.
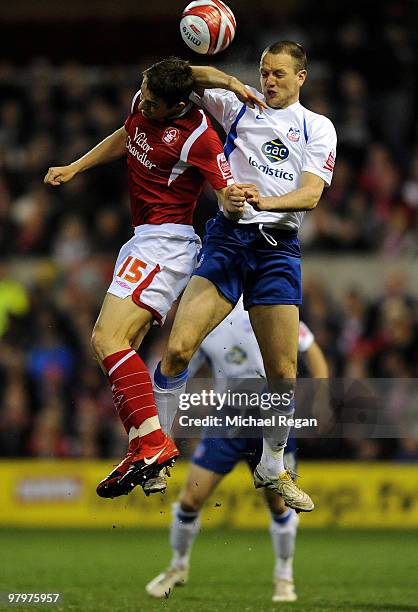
190, 300, 314, 378
191, 87, 337, 230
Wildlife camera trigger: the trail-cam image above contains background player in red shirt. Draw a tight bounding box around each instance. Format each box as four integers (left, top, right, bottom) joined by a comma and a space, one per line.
44, 58, 248, 498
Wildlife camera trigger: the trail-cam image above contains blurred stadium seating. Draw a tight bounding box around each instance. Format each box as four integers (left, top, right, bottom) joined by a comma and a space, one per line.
0, 0, 417, 536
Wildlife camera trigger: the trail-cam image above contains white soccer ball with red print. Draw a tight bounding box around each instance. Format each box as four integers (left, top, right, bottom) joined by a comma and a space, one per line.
180, 0, 236, 55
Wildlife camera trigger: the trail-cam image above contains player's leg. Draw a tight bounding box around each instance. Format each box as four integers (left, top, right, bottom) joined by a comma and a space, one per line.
92, 293, 178, 498
153, 213, 246, 435
264, 488, 299, 602
146, 453, 225, 599
249, 303, 298, 471
94, 228, 200, 497
249, 304, 313, 511
169, 464, 224, 570
154, 276, 233, 434
247, 438, 299, 602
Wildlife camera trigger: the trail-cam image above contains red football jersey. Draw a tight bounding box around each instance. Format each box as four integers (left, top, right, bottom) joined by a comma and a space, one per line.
124, 91, 234, 226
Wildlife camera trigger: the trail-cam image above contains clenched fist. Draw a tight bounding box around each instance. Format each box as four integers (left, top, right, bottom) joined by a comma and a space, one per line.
44, 165, 78, 186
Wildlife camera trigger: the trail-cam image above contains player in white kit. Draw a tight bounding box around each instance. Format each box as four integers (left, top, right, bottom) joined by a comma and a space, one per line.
146, 301, 329, 602
153, 41, 337, 512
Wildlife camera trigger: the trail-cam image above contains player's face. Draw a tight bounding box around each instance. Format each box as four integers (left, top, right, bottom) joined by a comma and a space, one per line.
138, 79, 185, 121
259, 52, 307, 109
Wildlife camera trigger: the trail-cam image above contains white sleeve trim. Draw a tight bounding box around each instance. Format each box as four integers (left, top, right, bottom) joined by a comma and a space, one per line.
130, 89, 141, 114
301, 166, 332, 186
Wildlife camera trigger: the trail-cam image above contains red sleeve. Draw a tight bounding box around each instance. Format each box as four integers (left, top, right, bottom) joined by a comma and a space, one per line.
187, 125, 234, 190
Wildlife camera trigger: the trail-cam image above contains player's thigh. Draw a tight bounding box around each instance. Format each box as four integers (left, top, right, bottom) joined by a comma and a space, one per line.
92, 293, 153, 360
249, 304, 299, 378
165, 276, 233, 356
179, 463, 224, 512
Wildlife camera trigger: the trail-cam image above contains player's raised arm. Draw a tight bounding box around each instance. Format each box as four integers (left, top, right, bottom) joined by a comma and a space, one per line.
191, 65, 267, 112
44, 126, 127, 186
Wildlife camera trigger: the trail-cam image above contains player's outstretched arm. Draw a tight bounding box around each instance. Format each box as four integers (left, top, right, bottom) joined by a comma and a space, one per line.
244, 172, 325, 213
44, 127, 127, 186
191, 66, 266, 112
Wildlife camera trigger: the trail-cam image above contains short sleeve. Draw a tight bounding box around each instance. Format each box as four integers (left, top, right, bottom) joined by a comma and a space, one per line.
187, 120, 235, 190
298, 321, 315, 353
191, 87, 247, 133
302, 117, 337, 186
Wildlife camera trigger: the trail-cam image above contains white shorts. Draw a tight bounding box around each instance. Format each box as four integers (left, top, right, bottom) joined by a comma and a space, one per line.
108, 224, 201, 325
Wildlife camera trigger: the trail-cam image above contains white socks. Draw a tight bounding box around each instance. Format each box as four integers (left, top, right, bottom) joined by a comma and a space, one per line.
170, 502, 200, 570
270, 509, 299, 581
260, 439, 285, 477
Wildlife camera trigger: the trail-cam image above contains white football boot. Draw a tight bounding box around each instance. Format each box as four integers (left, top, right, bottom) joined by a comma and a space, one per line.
254, 465, 314, 512
142, 468, 169, 496
272, 578, 298, 602
145, 566, 188, 598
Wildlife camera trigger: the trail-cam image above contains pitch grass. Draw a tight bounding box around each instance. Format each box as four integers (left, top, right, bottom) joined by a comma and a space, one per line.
1, 529, 417, 612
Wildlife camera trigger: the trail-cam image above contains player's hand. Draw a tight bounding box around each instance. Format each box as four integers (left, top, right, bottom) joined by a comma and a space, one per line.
239, 184, 261, 209
223, 184, 247, 220
44, 165, 78, 186
228, 77, 267, 113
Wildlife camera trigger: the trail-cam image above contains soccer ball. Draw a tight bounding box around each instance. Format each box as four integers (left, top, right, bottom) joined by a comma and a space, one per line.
180, 0, 236, 55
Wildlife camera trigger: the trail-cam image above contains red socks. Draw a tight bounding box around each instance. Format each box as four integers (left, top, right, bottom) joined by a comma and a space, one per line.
103, 349, 164, 447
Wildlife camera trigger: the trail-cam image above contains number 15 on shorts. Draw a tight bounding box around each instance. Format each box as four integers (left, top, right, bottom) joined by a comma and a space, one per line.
117, 256, 147, 283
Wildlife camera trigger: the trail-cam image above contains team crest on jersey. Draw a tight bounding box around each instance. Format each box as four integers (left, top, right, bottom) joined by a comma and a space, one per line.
225, 346, 247, 365
162, 127, 180, 146
261, 138, 289, 164
286, 127, 300, 142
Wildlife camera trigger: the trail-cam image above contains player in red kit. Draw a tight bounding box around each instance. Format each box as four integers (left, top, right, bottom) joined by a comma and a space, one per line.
44, 58, 249, 498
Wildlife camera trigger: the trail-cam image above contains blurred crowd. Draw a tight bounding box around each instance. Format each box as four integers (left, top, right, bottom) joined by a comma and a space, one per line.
0, 261, 417, 460
0, 7, 417, 460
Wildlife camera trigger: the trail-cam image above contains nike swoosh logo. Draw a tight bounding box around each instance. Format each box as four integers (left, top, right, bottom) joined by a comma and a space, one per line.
143, 449, 164, 465
256, 115, 265, 120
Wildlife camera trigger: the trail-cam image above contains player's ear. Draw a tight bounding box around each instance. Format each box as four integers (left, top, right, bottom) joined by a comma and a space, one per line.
297, 70, 307, 86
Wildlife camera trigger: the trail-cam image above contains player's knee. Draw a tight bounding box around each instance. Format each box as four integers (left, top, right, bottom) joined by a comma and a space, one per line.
266, 356, 297, 380
179, 493, 204, 513
91, 325, 120, 361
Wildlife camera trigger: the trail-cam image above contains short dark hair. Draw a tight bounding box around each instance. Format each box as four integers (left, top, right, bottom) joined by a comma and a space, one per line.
143, 57, 194, 107
262, 40, 307, 73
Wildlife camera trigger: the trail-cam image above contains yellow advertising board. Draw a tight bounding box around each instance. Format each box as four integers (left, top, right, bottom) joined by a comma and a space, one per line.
0, 460, 417, 528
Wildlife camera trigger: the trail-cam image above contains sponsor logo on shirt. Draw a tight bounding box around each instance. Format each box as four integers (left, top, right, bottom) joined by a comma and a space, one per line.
261, 138, 289, 164
323, 150, 336, 172
248, 156, 294, 181
286, 127, 300, 142
217, 152, 233, 180
162, 127, 180, 145
126, 127, 156, 170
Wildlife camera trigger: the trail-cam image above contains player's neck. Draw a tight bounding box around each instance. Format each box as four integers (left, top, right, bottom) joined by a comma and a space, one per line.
269, 96, 300, 111
169, 102, 193, 120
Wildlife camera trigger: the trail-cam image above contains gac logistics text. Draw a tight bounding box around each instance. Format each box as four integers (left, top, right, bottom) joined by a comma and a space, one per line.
178, 390, 294, 411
